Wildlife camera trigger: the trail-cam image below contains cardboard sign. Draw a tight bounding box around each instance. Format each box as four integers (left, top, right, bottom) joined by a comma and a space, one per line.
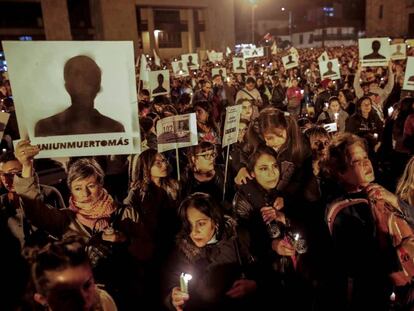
208, 52, 224, 62
390, 43, 407, 60
149, 70, 170, 96
359, 38, 390, 67
3, 41, 140, 158
282, 53, 299, 70
212, 67, 227, 79
233, 57, 247, 73
403, 57, 414, 91
182, 53, 199, 69
172, 61, 189, 77
319, 58, 341, 80
156, 113, 198, 153
222, 105, 242, 147
243, 47, 264, 59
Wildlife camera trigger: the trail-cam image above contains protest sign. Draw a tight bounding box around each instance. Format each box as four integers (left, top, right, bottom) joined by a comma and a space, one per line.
233, 57, 247, 73
359, 38, 390, 67
390, 43, 406, 60
212, 67, 227, 79
403, 57, 414, 91
208, 52, 224, 62
319, 58, 341, 80
243, 47, 264, 59
149, 70, 170, 96
222, 105, 242, 147
182, 53, 199, 69
156, 113, 198, 153
318, 51, 329, 62
3, 41, 140, 158
172, 61, 189, 77
282, 53, 299, 70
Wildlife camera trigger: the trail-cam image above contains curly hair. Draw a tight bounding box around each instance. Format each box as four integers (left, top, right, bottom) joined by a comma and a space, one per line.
396, 156, 414, 206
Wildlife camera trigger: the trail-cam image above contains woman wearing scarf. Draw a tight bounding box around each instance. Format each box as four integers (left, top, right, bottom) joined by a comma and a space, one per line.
13, 140, 134, 310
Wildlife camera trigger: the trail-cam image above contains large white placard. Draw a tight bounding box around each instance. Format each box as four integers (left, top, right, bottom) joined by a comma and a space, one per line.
359, 38, 390, 67
282, 53, 299, 70
390, 43, 407, 60
3, 41, 140, 158
149, 70, 170, 97
403, 57, 414, 91
156, 113, 198, 153
208, 52, 224, 63
222, 105, 242, 147
318, 51, 329, 63
233, 57, 247, 73
181, 53, 199, 69
243, 47, 264, 59
319, 58, 341, 80
172, 61, 189, 77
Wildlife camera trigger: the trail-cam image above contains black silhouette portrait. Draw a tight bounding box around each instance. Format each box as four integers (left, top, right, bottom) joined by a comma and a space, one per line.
322, 55, 326, 61
323, 61, 337, 76
34, 55, 125, 137
218, 69, 224, 77
153, 73, 168, 94
408, 76, 414, 83
286, 55, 295, 65
187, 55, 196, 67
236, 59, 245, 70
175, 62, 188, 75
392, 44, 404, 56
363, 40, 386, 60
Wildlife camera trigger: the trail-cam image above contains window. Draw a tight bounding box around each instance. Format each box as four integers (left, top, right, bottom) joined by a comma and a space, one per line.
409, 13, 414, 37
67, 0, 93, 40
299, 34, 303, 44
154, 10, 182, 48
379, 5, 383, 19
0, 2, 43, 28
309, 34, 314, 43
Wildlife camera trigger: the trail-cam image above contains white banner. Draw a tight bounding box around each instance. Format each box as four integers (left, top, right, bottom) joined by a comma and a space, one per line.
403, 57, 414, 91
222, 105, 242, 147
243, 47, 264, 59
156, 113, 198, 153
3, 41, 140, 158
208, 52, 224, 62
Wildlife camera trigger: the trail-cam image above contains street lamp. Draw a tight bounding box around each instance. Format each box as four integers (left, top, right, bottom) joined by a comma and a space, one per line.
281, 8, 293, 44
249, 0, 258, 44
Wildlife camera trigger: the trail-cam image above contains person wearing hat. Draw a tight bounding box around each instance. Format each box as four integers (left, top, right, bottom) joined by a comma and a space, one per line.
235, 77, 263, 108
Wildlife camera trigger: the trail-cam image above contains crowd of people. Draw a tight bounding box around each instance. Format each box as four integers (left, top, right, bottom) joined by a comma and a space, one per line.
1, 43, 414, 311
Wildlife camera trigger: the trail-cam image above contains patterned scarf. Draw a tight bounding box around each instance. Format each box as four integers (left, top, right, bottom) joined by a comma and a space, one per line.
69, 189, 116, 232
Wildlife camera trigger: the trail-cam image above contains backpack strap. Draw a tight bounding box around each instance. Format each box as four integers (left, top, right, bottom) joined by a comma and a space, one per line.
326, 198, 369, 235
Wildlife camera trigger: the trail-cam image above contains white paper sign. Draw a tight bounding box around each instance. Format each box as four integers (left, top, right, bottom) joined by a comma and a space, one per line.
0, 111, 10, 140
233, 57, 247, 73
319, 58, 341, 80
359, 38, 390, 67
403, 57, 414, 91
318, 51, 329, 63
3, 41, 140, 158
172, 61, 189, 77
243, 47, 264, 59
222, 105, 242, 147
182, 53, 199, 69
149, 70, 170, 97
390, 43, 407, 60
208, 52, 224, 62
212, 67, 227, 79
282, 53, 299, 70
156, 113, 198, 153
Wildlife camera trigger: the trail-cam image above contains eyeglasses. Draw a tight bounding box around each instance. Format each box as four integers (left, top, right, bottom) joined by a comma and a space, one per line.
196, 152, 217, 160
153, 158, 167, 168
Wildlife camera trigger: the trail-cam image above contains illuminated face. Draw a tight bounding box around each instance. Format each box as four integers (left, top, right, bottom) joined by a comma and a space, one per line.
246, 82, 255, 91
340, 144, 375, 188
329, 100, 340, 113
360, 99, 372, 116
338, 92, 347, 105
193, 149, 216, 173
187, 206, 216, 248
237, 122, 248, 142
241, 101, 253, 120
45, 264, 97, 311
151, 154, 168, 179
70, 175, 102, 205
252, 153, 280, 191
195, 106, 209, 123
263, 128, 287, 150
0, 160, 22, 192
202, 82, 212, 94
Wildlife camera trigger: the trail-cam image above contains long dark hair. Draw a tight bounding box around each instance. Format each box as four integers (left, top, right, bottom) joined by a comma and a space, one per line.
355, 96, 376, 119
247, 107, 306, 164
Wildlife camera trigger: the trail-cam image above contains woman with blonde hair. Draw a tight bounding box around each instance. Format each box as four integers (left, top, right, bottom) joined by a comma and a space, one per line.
396, 156, 414, 206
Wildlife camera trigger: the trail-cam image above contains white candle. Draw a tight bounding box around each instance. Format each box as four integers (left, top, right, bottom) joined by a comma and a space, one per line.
373, 133, 378, 139
294, 233, 300, 241
180, 273, 192, 294
388, 106, 394, 116
390, 292, 396, 302
334, 112, 339, 120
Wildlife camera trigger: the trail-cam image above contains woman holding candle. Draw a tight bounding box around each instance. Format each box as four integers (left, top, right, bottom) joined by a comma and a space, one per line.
317, 96, 349, 133
163, 192, 258, 311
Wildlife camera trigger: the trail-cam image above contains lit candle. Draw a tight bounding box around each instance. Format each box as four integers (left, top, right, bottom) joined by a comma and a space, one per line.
180, 273, 192, 294
324, 102, 329, 108
390, 292, 396, 302
388, 106, 394, 116
373, 133, 378, 139
334, 112, 339, 120
294, 233, 300, 241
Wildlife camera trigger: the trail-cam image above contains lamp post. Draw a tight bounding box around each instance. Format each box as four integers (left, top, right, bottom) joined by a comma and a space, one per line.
249, 0, 257, 44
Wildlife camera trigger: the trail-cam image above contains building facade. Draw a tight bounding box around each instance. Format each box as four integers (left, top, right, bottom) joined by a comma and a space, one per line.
365, 0, 414, 38
0, 0, 235, 58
